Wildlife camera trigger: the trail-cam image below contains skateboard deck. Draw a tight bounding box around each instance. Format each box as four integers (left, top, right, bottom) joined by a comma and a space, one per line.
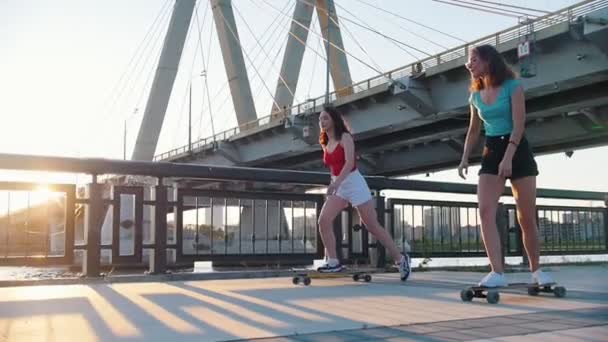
460, 282, 566, 304
291, 266, 378, 286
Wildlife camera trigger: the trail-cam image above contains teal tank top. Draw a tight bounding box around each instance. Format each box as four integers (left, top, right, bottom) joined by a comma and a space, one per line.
469, 79, 522, 137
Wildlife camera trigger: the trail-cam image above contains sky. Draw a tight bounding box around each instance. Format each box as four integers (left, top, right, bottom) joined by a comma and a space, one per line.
0, 0, 606, 202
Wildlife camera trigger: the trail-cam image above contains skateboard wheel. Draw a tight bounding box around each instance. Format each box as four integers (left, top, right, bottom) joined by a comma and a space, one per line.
292, 277, 300, 285
352, 274, 360, 281
553, 286, 566, 298
528, 286, 540, 296
303, 277, 311, 286
460, 288, 474, 302
364, 275, 372, 282
486, 291, 500, 304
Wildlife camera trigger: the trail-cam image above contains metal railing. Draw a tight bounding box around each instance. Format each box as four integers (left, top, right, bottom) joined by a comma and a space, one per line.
154, 0, 608, 162
389, 199, 486, 258
0, 153, 606, 274
388, 199, 608, 259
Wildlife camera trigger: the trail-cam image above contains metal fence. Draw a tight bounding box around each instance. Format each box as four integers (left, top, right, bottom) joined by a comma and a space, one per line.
509, 205, 607, 255
0, 182, 75, 266
387, 199, 608, 260
0, 153, 606, 275
389, 199, 486, 258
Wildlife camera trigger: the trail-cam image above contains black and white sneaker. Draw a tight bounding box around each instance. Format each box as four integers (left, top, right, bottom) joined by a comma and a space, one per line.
399, 253, 411, 281
317, 262, 345, 273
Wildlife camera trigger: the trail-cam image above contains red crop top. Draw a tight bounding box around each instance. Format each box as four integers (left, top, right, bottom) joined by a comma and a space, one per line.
323, 143, 357, 176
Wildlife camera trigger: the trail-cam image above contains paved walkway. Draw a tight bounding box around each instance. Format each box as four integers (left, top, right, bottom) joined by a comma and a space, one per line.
0, 265, 606, 341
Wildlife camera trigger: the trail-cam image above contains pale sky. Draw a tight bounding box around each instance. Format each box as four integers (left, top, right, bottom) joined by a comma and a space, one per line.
1, 0, 606, 201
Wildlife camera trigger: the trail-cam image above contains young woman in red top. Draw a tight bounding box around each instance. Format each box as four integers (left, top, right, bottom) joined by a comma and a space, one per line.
317, 106, 410, 281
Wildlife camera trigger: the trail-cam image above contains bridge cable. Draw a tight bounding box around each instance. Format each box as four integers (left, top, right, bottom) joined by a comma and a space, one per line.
252, 26, 291, 109
251, 0, 343, 100
255, 0, 404, 103
254, 0, 330, 66
432, 0, 528, 19
306, 14, 322, 99
235, 1, 292, 118
123, 5, 174, 124
334, 9, 386, 73
472, 0, 551, 14
106, 1, 173, 131
233, 2, 300, 105
190, 0, 292, 138
354, 0, 468, 43
259, 0, 396, 78
260, 0, 430, 91
170, 4, 200, 148
215, 2, 285, 120
335, 0, 450, 51
449, 0, 540, 18
334, 0, 420, 61
210, 1, 294, 127
122, 3, 174, 155
298, 0, 433, 58
193, 0, 216, 141
102, 0, 172, 116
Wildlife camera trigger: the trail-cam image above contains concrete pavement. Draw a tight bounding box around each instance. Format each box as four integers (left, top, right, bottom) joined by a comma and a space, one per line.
0, 265, 606, 341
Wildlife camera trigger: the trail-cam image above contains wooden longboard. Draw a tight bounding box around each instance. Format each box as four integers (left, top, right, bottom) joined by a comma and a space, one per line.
291, 267, 379, 286
461, 282, 566, 304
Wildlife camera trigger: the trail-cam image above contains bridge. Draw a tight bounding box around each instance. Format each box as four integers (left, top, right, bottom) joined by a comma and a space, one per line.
1, 0, 606, 271
143, 0, 608, 178
1, 3, 608, 340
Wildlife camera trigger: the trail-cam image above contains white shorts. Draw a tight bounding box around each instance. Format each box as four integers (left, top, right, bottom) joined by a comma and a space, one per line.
332, 170, 372, 207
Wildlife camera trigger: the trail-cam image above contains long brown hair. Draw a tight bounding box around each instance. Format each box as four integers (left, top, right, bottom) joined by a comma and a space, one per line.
319, 106, 351, 146
469, 44, 515, 92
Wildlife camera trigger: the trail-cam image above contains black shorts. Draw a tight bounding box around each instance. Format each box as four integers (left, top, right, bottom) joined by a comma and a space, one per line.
479, 135, 539, 180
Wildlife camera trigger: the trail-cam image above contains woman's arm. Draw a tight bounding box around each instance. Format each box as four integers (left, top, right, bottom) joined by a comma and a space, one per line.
458, 105, 482, 179
332, 133, 356, 186
503, 85, 526, 161
462, 105, 482, 162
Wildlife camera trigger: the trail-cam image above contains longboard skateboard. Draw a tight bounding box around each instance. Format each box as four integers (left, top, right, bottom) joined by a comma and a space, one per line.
460, 282, 566, 304
291, 267, 378, 286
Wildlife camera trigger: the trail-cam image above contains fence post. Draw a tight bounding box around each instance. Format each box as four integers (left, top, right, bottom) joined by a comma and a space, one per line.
83, 177, 102, 277
604, 204, 608, 253
512, 208, 530, 267
496, 203, 508, 269
151, 178, 167, 274
375, 193, 387, 268
333, 210, 343, 262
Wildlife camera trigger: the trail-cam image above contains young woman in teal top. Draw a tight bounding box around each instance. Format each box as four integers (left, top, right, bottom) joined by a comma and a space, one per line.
458, 44, 553, 287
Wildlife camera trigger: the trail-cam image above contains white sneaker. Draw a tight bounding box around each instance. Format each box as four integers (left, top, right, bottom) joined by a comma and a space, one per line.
532, 269, 554, 285
398, 253, 411, 281
478, 271, 508, 287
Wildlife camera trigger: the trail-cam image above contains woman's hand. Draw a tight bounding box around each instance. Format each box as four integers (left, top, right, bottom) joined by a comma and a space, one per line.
327, 181, 340, 195
498, 157, 512, 178
457, 160, 469, 179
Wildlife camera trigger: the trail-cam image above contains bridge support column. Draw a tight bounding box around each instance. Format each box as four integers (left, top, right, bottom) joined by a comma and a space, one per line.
272, 0, 315, 115
212, 0, 257, 126
237, 200, 290, 254
132, 0, 196, 161
316, 0, 353, 98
